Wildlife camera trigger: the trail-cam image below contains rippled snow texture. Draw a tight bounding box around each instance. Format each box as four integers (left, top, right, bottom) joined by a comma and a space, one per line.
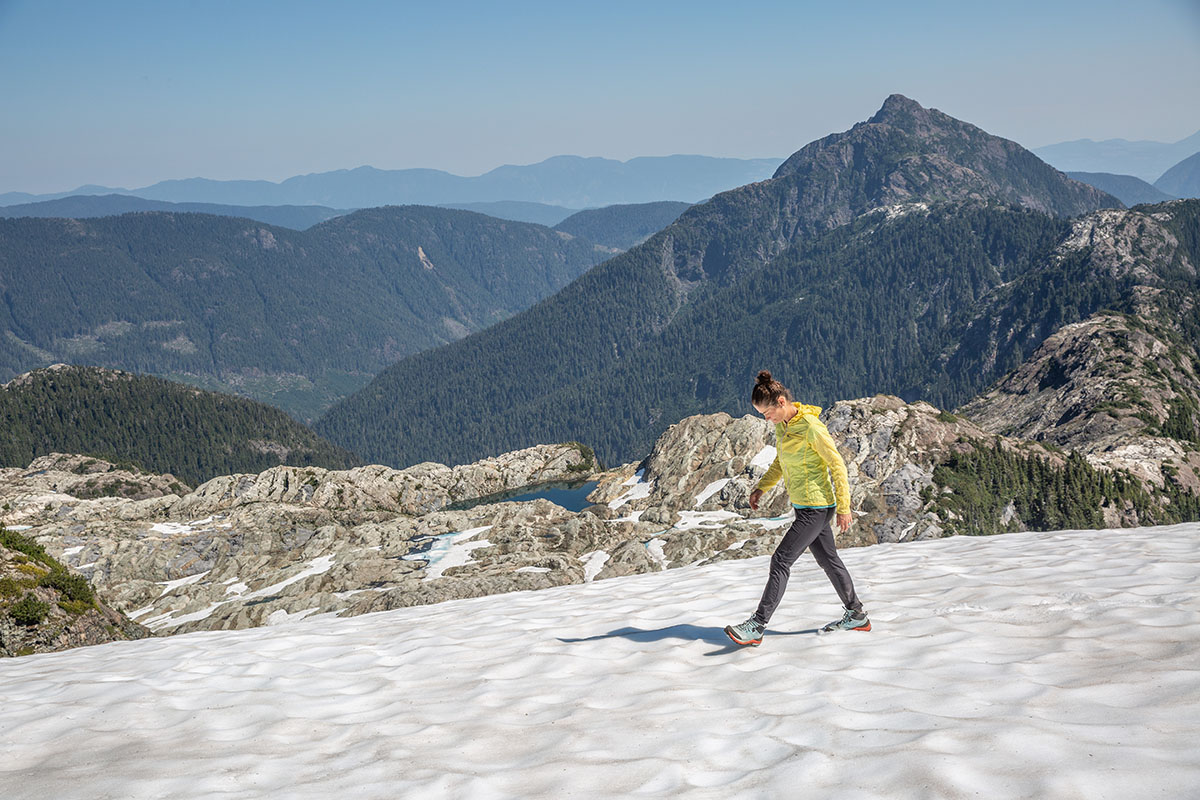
2, 524, 1199, 799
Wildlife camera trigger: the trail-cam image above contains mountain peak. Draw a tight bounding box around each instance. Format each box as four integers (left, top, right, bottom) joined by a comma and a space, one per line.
867, 93, 929, 125
771, 95, 1121, 218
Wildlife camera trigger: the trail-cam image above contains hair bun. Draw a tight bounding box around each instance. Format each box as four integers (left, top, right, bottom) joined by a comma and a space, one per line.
756, 370, 773, 385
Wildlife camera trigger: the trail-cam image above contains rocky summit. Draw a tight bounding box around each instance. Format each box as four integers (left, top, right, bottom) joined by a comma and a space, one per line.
5, 393, 1184, 652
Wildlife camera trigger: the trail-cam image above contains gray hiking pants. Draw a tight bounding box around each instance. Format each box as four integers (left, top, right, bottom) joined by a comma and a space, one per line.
754, 506, 862, 625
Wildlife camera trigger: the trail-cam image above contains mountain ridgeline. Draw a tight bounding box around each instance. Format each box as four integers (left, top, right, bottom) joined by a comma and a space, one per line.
1155, 152, 1200, 200
1066, 173, 1176, 207
0, 205, 606, 419
0, 155, 781, 210
0, 365, 358, 486
553, 202, 693, 250
315, 95, 1128, 468
0, 194, 348, 230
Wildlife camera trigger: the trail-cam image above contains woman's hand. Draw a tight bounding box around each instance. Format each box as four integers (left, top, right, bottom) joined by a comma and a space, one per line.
837, 512, 852, 534
748, 489, 763, 510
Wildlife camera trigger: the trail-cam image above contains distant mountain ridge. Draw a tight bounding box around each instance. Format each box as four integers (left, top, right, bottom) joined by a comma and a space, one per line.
0, 194, 348, 230
1066, 173, 1175, 206
1154, 152, 1200, 199
1, 155, 781, 210
437, 201, 578, 226
315, 95, 1124, 468
1034, 130, 1200, 183
553, 202, 692, 250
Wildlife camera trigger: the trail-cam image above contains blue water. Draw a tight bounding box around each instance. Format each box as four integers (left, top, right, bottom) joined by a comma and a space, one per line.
445, 480, 600, 513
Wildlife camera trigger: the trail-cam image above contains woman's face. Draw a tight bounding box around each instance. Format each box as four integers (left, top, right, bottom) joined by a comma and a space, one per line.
754, 396, 791, 425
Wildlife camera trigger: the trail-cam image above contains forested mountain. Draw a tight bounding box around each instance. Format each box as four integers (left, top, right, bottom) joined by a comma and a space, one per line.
554, 202, 692, 250
316, 96, 1126, 468
1155, 152, 1200, 199
1066, 173, 1175, 206
0, 206, 606, 419
0, 195, 347, 230
0, 365, 359, 485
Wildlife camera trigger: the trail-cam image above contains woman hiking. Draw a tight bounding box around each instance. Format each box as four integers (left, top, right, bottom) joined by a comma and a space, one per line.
724, 371, 870, 647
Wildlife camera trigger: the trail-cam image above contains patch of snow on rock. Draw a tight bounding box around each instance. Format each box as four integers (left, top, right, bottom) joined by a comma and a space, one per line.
607, 470, 652, 509
579, 550, 610, 582
693, 478, 730, 508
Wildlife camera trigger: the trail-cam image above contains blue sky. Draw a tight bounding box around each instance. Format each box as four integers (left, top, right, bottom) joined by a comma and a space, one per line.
2, 0, 1199, 193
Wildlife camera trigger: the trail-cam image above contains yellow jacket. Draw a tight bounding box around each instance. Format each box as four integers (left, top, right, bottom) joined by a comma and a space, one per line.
756, 402, 851, 514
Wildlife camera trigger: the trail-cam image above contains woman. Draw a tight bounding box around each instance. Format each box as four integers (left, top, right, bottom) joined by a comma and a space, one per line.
724, 371, 870, 647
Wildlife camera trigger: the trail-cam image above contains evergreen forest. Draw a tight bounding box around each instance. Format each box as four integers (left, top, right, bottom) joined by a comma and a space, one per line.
321, 200, 1193, 468
0, 366, 359, 485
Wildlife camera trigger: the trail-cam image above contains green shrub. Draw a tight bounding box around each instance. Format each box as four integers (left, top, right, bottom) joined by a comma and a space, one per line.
0, 526, 55, 568
9, 594, 50, 626
0, 576, 20, 598
565, 441, 600, 472
40, 568, 95, 606
58, 598, 95, 616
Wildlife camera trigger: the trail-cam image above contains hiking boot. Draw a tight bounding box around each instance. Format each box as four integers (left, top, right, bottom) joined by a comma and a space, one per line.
724, 616, 765, 646
820, 607, 871, 633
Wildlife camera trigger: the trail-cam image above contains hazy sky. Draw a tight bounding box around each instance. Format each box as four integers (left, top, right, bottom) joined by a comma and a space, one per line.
3, 0, 1199, 193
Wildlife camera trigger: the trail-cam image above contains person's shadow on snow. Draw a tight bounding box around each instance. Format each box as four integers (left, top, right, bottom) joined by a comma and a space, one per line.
557, 624, 820, 656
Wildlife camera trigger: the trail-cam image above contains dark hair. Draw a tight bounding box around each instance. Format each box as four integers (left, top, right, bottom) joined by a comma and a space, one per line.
751, 370, 793, 407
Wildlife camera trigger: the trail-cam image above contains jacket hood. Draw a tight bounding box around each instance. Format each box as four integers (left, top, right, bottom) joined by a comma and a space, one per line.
785, 402, 822, 426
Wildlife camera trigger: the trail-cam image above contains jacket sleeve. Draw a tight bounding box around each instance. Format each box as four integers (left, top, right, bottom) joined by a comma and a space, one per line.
809, 422, 851, 514
755, 452, 783, 492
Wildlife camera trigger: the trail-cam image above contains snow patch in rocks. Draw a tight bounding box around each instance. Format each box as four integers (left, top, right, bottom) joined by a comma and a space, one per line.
157, 570, 211, 596
608, 470, 652, 509
694, 478, 731, 508
672, 511, 742, 531
749, 445, 777, 470
579, 550, 610, 582
242, 555, 337, 601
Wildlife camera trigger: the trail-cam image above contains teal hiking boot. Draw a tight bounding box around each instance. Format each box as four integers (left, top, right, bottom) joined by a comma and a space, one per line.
820, 607, 871, 633
724, 616, 765, 647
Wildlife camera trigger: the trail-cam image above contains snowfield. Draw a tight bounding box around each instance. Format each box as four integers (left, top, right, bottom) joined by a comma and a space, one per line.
2, 523, 1199, 799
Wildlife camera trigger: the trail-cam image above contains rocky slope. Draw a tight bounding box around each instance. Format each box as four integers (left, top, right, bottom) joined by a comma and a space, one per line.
1, 525, 149, 657
8, 394, 1183, 647
961, 203, 1200, 495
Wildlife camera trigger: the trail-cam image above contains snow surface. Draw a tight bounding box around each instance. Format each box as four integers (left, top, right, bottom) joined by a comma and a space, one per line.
2, 524, 1199, 799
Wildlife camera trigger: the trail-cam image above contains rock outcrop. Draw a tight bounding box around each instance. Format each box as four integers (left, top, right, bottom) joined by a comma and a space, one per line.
2, 394, 1192, 650
1, 527, 149, 657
